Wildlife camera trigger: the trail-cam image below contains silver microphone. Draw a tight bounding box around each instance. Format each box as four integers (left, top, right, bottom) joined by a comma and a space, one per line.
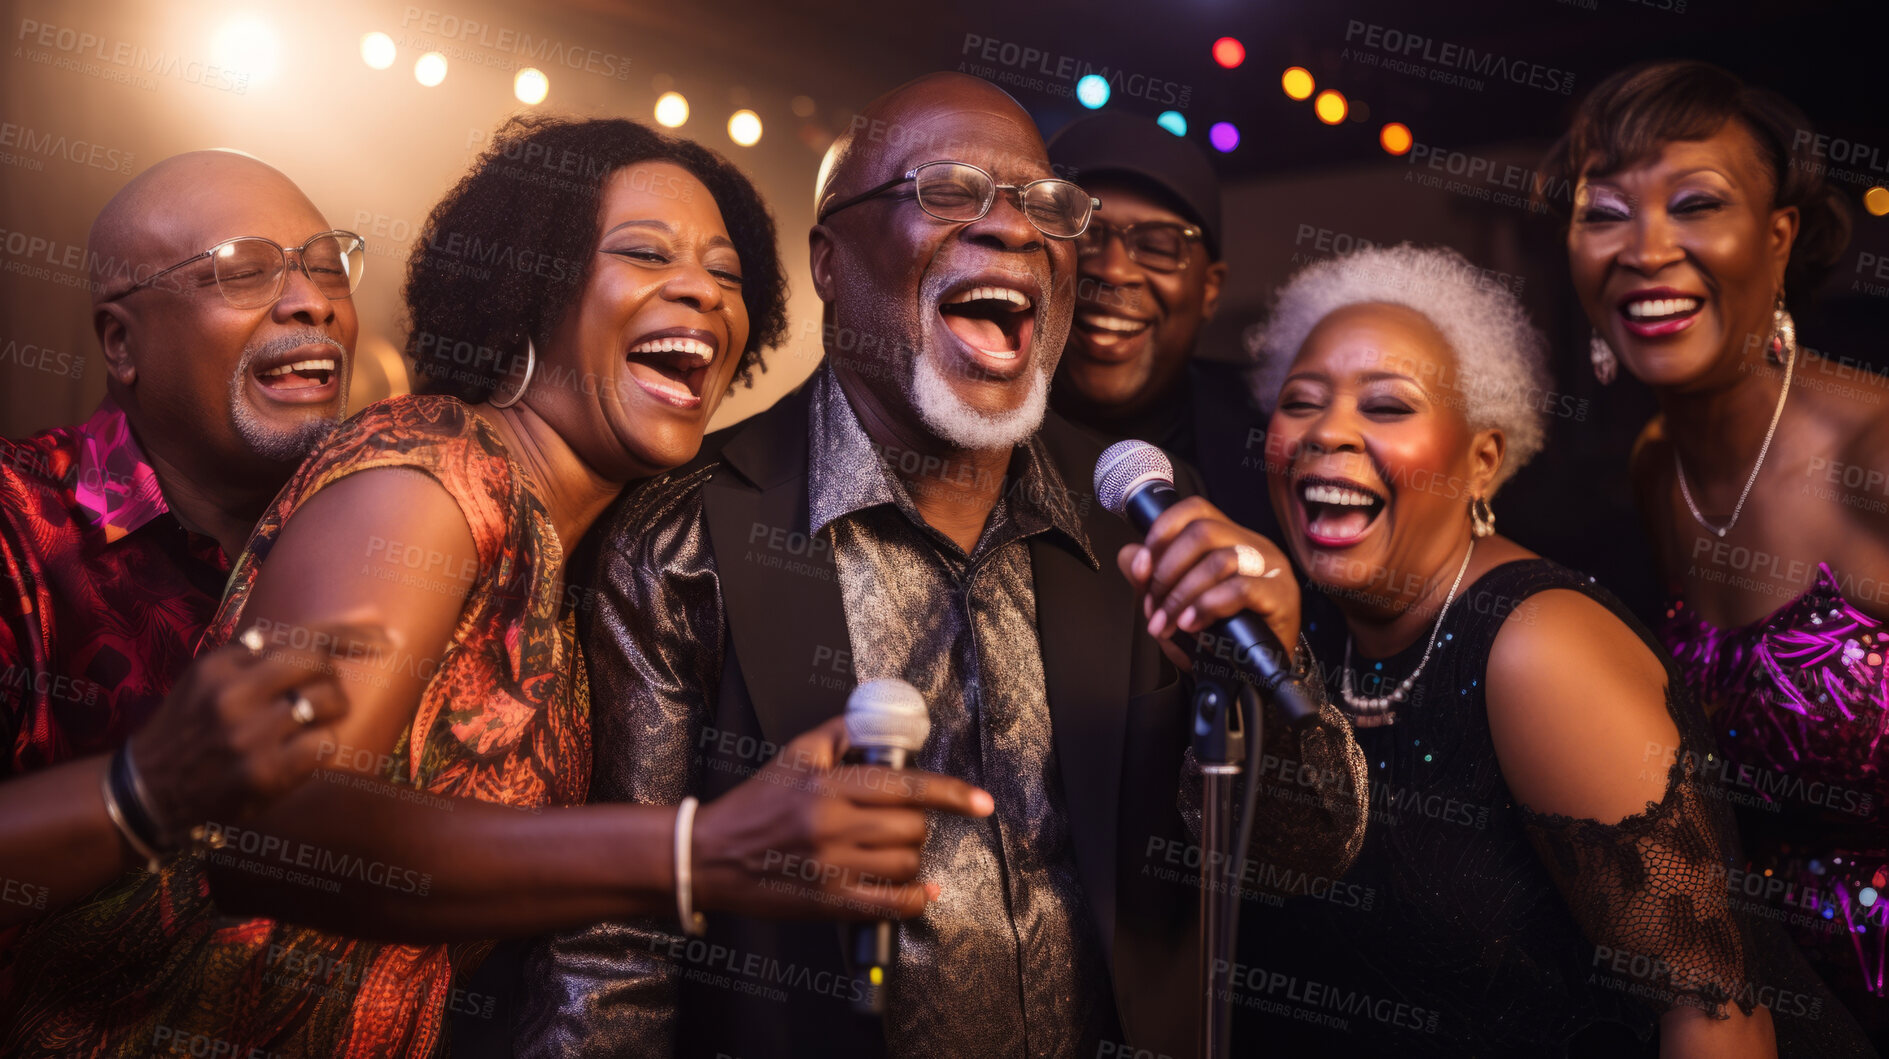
841, 678, 930, 1016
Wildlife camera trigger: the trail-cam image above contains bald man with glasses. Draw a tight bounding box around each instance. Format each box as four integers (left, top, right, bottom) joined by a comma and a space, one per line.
0, 151, 363, 954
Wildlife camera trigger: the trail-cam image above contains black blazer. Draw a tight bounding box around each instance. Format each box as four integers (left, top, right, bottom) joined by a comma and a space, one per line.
668, 383, 1201, 1058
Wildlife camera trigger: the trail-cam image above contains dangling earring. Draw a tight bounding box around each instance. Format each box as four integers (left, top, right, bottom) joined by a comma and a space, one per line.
1589, 330, 1618, 385
1470, 495, 1496, 539
1767, 291, 1796, 367
489, 338, 536, 409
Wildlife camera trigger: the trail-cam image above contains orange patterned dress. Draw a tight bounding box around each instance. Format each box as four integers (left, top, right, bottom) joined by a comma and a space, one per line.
0, 394, 591, 1058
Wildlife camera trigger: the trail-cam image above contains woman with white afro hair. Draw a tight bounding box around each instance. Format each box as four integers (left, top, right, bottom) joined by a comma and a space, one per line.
1235, 241, 1816, 1056
1249, 242, 1550, 494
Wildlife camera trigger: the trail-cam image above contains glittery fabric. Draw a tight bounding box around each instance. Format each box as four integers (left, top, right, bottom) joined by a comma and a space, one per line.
807, 370, 1119, 1057
514, 461, 722, 1059
1661, 563, 1888, 1036
1237, 560, 1873, 1057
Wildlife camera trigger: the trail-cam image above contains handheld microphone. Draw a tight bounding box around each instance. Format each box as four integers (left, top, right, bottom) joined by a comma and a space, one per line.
841, 678, 931, 1015
1093, 440, 1319, 725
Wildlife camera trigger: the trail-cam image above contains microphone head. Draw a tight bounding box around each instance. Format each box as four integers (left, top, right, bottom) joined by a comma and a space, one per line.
1094, 440, 1174, 517
844, 678, 930, 753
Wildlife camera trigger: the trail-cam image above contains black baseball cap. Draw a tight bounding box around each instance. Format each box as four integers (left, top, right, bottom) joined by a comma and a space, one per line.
1047, 113, 1223, 260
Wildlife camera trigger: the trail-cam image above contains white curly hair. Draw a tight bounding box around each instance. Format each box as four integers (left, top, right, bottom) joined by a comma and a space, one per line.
1247, 242, 1551, 491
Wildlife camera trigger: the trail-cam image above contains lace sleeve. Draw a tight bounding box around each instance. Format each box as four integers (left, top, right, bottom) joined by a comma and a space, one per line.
1178, 637, 1370, 893
1519, 739, 1758, 1021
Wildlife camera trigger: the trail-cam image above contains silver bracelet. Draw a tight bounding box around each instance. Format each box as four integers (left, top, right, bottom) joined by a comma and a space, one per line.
674, 796, 706, 936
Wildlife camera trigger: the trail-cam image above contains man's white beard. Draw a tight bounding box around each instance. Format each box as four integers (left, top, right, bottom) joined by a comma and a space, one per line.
908, 348, 1048, 451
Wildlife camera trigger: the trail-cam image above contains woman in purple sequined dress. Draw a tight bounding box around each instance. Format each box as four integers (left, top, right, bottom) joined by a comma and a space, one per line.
1551, 60, 1888, 1044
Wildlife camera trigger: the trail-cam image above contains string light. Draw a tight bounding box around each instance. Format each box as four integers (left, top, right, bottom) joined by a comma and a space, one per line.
728, 109, 762, 146
360, 32, 395, 70
655, 91, 689, 128
414, 52, 447, 87
1314, 89, 1347, 125
1281, 67, 1314, 101
514, 68, 548, 105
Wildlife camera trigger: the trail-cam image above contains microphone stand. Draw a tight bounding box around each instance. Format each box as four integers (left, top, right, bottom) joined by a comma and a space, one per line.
1188, 674, 1253, 1059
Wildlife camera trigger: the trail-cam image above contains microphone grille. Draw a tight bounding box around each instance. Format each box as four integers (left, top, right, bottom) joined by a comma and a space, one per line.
1093, 440, 1174, 516
844, 678, 931, 753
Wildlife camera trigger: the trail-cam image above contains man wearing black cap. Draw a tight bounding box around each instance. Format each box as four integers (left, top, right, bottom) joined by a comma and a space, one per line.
1047, 113, 1276, 536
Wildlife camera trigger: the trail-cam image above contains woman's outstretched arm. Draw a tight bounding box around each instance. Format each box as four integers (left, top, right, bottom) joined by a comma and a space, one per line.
1487, 589, 1777, 1059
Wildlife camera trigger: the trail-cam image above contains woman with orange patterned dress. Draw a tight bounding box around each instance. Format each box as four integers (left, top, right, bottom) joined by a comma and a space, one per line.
0, 116, 989, 1058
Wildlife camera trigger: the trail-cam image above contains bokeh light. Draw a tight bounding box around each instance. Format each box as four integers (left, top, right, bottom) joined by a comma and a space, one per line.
1076, 74, 1110, 109
1314, 89, 1348, 125
210, 15, 279, 83
414, 52, 447, 87
1865, 186, 1889, 216
1213, 37, 1245, 69
513, 68, 549, 105
728, 109, 763, 146
360, 31, 396, 70
654, 91, 690, 128
1281, 67, 1314, 101
1156, 111, 1187, 137
1209, 122, 1240, 153
1380, 122, 1413, 155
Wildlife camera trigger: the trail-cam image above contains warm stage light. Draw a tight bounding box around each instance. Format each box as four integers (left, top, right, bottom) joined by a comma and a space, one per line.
655, 92, 690, 128
728, 109, 762, 146
1866, 186, 1889, 216
1281, 67, 1314, 101
211, 15, 278, 83
360, 32, 396, 70
1157, 111, 1187, 136
1213, 37, 1245, 69
1209, 122, 1239, 153
1076, 75, 1110, 109
414, 52, 447, 87
1314, 89, 1347, 125
514, 67, 549, 105
1380, 122, 1413, 155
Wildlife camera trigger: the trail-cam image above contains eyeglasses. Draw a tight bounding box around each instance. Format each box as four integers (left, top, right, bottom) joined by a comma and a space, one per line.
101, 230, 367, 309
1076, 221, 1203, 273
818, 160, 1100, 240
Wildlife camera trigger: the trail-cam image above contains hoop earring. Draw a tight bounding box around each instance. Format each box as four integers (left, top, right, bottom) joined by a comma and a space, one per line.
1767, 291, 1796, 367
1470, 495, 1496, 539
489, 338, 536, 409
1589, 330, 1617, 385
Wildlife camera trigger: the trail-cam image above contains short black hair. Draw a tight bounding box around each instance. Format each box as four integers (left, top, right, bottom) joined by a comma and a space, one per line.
403, 115, 789, 401
1541, 60, 1851, 308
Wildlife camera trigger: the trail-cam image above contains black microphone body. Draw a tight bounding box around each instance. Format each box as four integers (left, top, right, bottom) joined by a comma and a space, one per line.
1120, 480, 1321, 725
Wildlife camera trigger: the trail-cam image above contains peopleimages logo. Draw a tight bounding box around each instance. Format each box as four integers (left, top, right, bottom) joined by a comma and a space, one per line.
1343, 20, 1575, 95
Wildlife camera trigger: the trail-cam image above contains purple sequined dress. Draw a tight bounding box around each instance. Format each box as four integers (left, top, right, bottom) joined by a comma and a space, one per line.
1662, 563, 1888, 1042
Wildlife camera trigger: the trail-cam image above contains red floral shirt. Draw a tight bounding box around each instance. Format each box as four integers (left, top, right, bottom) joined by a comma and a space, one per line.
0, 397, 230, 776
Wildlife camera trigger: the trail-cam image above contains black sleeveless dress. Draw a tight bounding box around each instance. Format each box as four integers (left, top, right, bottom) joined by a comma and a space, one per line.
1232, 559, 1875, 1058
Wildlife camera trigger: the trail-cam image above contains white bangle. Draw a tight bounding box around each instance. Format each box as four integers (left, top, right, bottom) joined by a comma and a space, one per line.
674, 796, 706, 936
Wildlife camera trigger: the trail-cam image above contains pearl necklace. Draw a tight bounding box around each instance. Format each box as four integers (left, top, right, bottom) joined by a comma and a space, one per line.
1339, 539, 1476, 726
1674, 348, 1795, 539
